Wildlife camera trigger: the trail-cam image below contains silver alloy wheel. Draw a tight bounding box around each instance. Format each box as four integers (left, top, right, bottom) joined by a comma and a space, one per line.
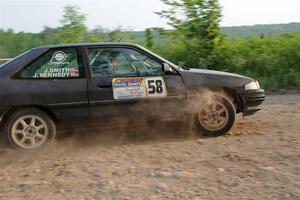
198, 101, 229, 131
11, 115, 49, 149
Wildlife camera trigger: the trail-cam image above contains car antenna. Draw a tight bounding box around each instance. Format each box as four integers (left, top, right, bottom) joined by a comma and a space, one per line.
116, 38, 122, 43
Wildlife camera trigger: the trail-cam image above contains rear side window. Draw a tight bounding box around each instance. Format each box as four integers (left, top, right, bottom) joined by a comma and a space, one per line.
18, 48, 82, 79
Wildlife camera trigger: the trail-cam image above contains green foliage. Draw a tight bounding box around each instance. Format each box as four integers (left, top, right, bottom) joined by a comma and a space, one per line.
0, 4, 299, 89
222, 23, 300, 38
84, 26, 106, 43
156, 0, 222, 68
145, 29, 154, 49
0, 29, 42, 58
57, 5, 87, 43
212, 34, 300, 88
106, 28, 132, 42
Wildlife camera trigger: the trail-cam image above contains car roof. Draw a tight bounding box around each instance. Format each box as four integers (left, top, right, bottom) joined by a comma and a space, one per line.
36, 42, 140, 50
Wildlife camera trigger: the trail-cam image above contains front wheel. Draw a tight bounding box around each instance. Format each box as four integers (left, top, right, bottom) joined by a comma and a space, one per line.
194, 95, 236, 137
2, 108, 56, 150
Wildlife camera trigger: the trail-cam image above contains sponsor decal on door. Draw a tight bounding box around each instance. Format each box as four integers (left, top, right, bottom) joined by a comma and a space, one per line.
112, 77, 167, 100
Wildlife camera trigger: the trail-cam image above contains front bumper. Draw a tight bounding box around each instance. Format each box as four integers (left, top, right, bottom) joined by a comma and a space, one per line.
237, 89, 266, 116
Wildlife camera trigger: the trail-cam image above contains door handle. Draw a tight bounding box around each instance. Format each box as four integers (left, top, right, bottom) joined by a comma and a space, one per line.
96, 82, 112, 88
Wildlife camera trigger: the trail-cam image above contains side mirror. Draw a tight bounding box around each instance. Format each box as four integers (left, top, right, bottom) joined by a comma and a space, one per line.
163, 63, 174, 73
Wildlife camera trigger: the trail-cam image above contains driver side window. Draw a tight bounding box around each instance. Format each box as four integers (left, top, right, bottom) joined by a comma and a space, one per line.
88, 47, 163, 77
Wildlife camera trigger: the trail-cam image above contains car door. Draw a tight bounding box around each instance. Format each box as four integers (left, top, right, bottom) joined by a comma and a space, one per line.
12, 47, 89, 129
86, 45, 186, 128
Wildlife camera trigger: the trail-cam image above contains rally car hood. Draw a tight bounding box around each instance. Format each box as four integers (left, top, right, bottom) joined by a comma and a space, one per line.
187, 68, 250, 79
179, 68, 253, 91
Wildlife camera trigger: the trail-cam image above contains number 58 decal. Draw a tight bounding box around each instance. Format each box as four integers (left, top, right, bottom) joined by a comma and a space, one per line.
145, 77, 167, 97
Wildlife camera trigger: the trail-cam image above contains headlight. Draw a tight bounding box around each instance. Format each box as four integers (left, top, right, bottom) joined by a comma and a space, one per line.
244, 81, 260, 90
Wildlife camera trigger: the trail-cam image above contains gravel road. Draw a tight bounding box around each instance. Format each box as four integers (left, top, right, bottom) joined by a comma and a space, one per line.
0, 94, 300, 200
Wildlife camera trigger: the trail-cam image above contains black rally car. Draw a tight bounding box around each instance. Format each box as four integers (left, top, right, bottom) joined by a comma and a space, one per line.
0, 43, 265, 150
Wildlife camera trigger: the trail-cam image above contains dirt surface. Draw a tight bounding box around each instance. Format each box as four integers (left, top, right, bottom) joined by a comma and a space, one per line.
0, 95, 300, 200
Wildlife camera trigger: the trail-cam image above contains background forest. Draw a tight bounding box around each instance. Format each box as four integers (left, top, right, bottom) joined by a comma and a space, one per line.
1, 1, 300, 89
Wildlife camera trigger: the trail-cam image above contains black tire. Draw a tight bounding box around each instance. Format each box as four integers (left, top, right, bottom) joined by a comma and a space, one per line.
194, 95, 236, 137
1, 108, 56, 150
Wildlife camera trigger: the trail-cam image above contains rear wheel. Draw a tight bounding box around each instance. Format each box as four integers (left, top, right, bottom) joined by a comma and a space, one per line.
194, 95, 236, 137
2, 108, 56, 150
